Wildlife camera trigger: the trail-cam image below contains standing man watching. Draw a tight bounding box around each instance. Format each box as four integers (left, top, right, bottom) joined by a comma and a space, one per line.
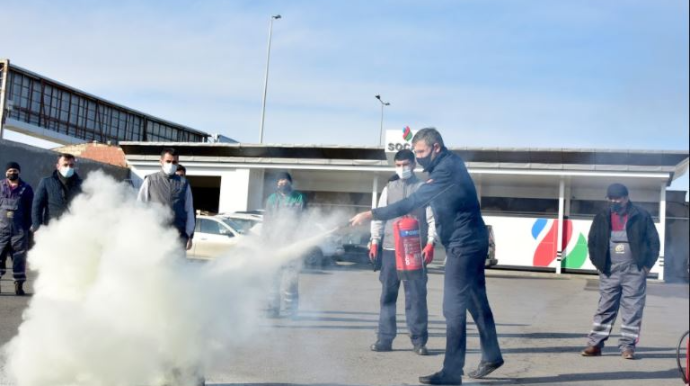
581, 183, 660, 360
32, 153, 83, 232
351, 128, 503, 385
264, 172, 307, 318
369, 149, 436, 355
137, 148, 195, 251
0, 162, 34, 295
137, 149, 202, 386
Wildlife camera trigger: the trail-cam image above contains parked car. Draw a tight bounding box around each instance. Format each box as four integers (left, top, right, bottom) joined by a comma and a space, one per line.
194, 212, 344, 267
188, 215, 247, 259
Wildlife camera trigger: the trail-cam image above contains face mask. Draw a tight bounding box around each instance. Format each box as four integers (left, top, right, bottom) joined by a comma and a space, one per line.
162, 163, 177, 175
416, 153, 433, 169
610, 202, 625, 214
59, 167, 75, 178
277, 185, 292, 194
396, 166, 413, 180
7, 173, 19, 181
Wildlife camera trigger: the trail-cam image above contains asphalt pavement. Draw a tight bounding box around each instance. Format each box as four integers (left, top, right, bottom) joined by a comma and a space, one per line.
1, 262, 688, 386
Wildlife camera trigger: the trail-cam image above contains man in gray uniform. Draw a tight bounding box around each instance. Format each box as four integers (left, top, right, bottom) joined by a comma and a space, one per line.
137, 148, 201, 385
369, 149, 436, 355
0, 162, 34, 295
582, 183, 660, 360
137, 148, 195, 251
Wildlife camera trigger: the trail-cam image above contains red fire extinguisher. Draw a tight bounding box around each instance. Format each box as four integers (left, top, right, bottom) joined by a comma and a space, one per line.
393, 216, 425, 280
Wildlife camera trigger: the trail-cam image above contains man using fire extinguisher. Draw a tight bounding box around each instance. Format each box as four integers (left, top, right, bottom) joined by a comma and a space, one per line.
369, 149, 437, 356
351, 128, 503, 385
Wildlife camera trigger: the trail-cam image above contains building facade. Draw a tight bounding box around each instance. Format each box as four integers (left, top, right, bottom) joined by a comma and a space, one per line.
121, 131, 689, 280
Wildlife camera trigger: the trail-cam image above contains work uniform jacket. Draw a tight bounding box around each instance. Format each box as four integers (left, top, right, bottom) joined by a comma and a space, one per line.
587, 202, 660, 276
0, 179, 34, 232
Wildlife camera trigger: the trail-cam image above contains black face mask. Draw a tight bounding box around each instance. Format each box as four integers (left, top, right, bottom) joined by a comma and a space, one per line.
610, 202, 626, 214
416, 153, 432, 169
277, 185, 292, 194
7, 173, 19, 181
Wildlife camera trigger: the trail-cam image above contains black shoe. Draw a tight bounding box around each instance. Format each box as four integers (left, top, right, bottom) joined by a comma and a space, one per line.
14, 281, 25, 296
413, 345, 429, 356
419, 371, 462, 385
468, 359, 504, 379
370, 340, 392, 352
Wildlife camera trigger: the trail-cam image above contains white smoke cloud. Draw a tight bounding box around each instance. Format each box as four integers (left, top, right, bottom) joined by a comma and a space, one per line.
1, 171, 345, 386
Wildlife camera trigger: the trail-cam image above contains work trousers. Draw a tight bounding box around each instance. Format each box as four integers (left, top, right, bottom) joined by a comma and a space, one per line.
587, 257, 647, 351
442, 245, 503, 378
268, 260, 301, 314
377, 249, 429, 347
0, 224, 28, 282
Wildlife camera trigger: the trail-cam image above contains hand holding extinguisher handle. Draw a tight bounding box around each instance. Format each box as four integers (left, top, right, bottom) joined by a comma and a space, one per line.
422, 243, 435, 265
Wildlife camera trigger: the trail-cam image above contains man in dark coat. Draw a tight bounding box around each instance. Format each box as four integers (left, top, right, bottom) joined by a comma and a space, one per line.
581, 183, 660, 360
32, 153, 83, 231
351, 128, 503, 385
0, 162, 34, 295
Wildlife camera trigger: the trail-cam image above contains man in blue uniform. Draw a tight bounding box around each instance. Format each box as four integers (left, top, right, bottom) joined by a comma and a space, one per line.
351, 128, 503, 385
0, 162, 34, 295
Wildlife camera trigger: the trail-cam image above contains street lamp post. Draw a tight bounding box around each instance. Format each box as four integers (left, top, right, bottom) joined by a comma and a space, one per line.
259, 14, 281, 144
375, 94, 390, 146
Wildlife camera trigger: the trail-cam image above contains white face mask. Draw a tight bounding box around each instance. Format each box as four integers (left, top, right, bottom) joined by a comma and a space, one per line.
395, 166, 413, 180
59, 167, 75, 178
162, 163, 177, 175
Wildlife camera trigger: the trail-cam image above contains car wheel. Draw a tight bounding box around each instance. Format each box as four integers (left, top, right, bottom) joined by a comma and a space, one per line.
304, 248, 325, 268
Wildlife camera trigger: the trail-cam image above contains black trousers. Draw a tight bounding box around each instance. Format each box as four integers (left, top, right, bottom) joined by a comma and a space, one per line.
377, 249, 429, 347
442, 245, 502, 377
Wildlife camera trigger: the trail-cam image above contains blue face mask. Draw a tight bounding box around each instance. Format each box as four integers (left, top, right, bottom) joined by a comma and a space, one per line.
59, 167, 75, 178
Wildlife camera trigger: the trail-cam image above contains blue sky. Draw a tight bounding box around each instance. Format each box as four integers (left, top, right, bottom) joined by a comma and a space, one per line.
2, 0, 688, 189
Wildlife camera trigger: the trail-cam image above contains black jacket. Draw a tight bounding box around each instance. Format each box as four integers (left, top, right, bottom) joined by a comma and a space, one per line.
587, 202, 660, 276
372, 148, 487, 251
32, 171, 83, 230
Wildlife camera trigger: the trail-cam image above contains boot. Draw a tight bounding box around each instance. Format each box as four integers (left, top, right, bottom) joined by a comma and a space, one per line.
15, 281, 25, 296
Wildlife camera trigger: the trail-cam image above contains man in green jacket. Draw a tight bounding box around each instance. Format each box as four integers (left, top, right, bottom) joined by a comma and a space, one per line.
265, 172, 307, 318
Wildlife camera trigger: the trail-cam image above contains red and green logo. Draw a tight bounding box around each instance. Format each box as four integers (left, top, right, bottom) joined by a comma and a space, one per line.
531, 218, 588, 268
402, 126, 413, 141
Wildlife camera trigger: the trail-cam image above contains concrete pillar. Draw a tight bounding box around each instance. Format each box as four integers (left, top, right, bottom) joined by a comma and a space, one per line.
0, 59, 10, 139
372, 175, 379, 209
556, 178, 565, 275
219, 169, 252, 213
658, 184, 667, 281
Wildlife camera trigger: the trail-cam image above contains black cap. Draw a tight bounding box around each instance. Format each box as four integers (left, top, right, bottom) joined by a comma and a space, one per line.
5, 162, 20, 172
275, 171, 292, 183
606, 183, 629, 199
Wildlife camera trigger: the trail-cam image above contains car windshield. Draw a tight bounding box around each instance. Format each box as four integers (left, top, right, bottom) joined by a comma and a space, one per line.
220, 217, 259, 234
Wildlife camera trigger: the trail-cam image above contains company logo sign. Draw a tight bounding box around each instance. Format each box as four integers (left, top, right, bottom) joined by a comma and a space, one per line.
531, 218, 588, 268
386, 126, 415, 152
